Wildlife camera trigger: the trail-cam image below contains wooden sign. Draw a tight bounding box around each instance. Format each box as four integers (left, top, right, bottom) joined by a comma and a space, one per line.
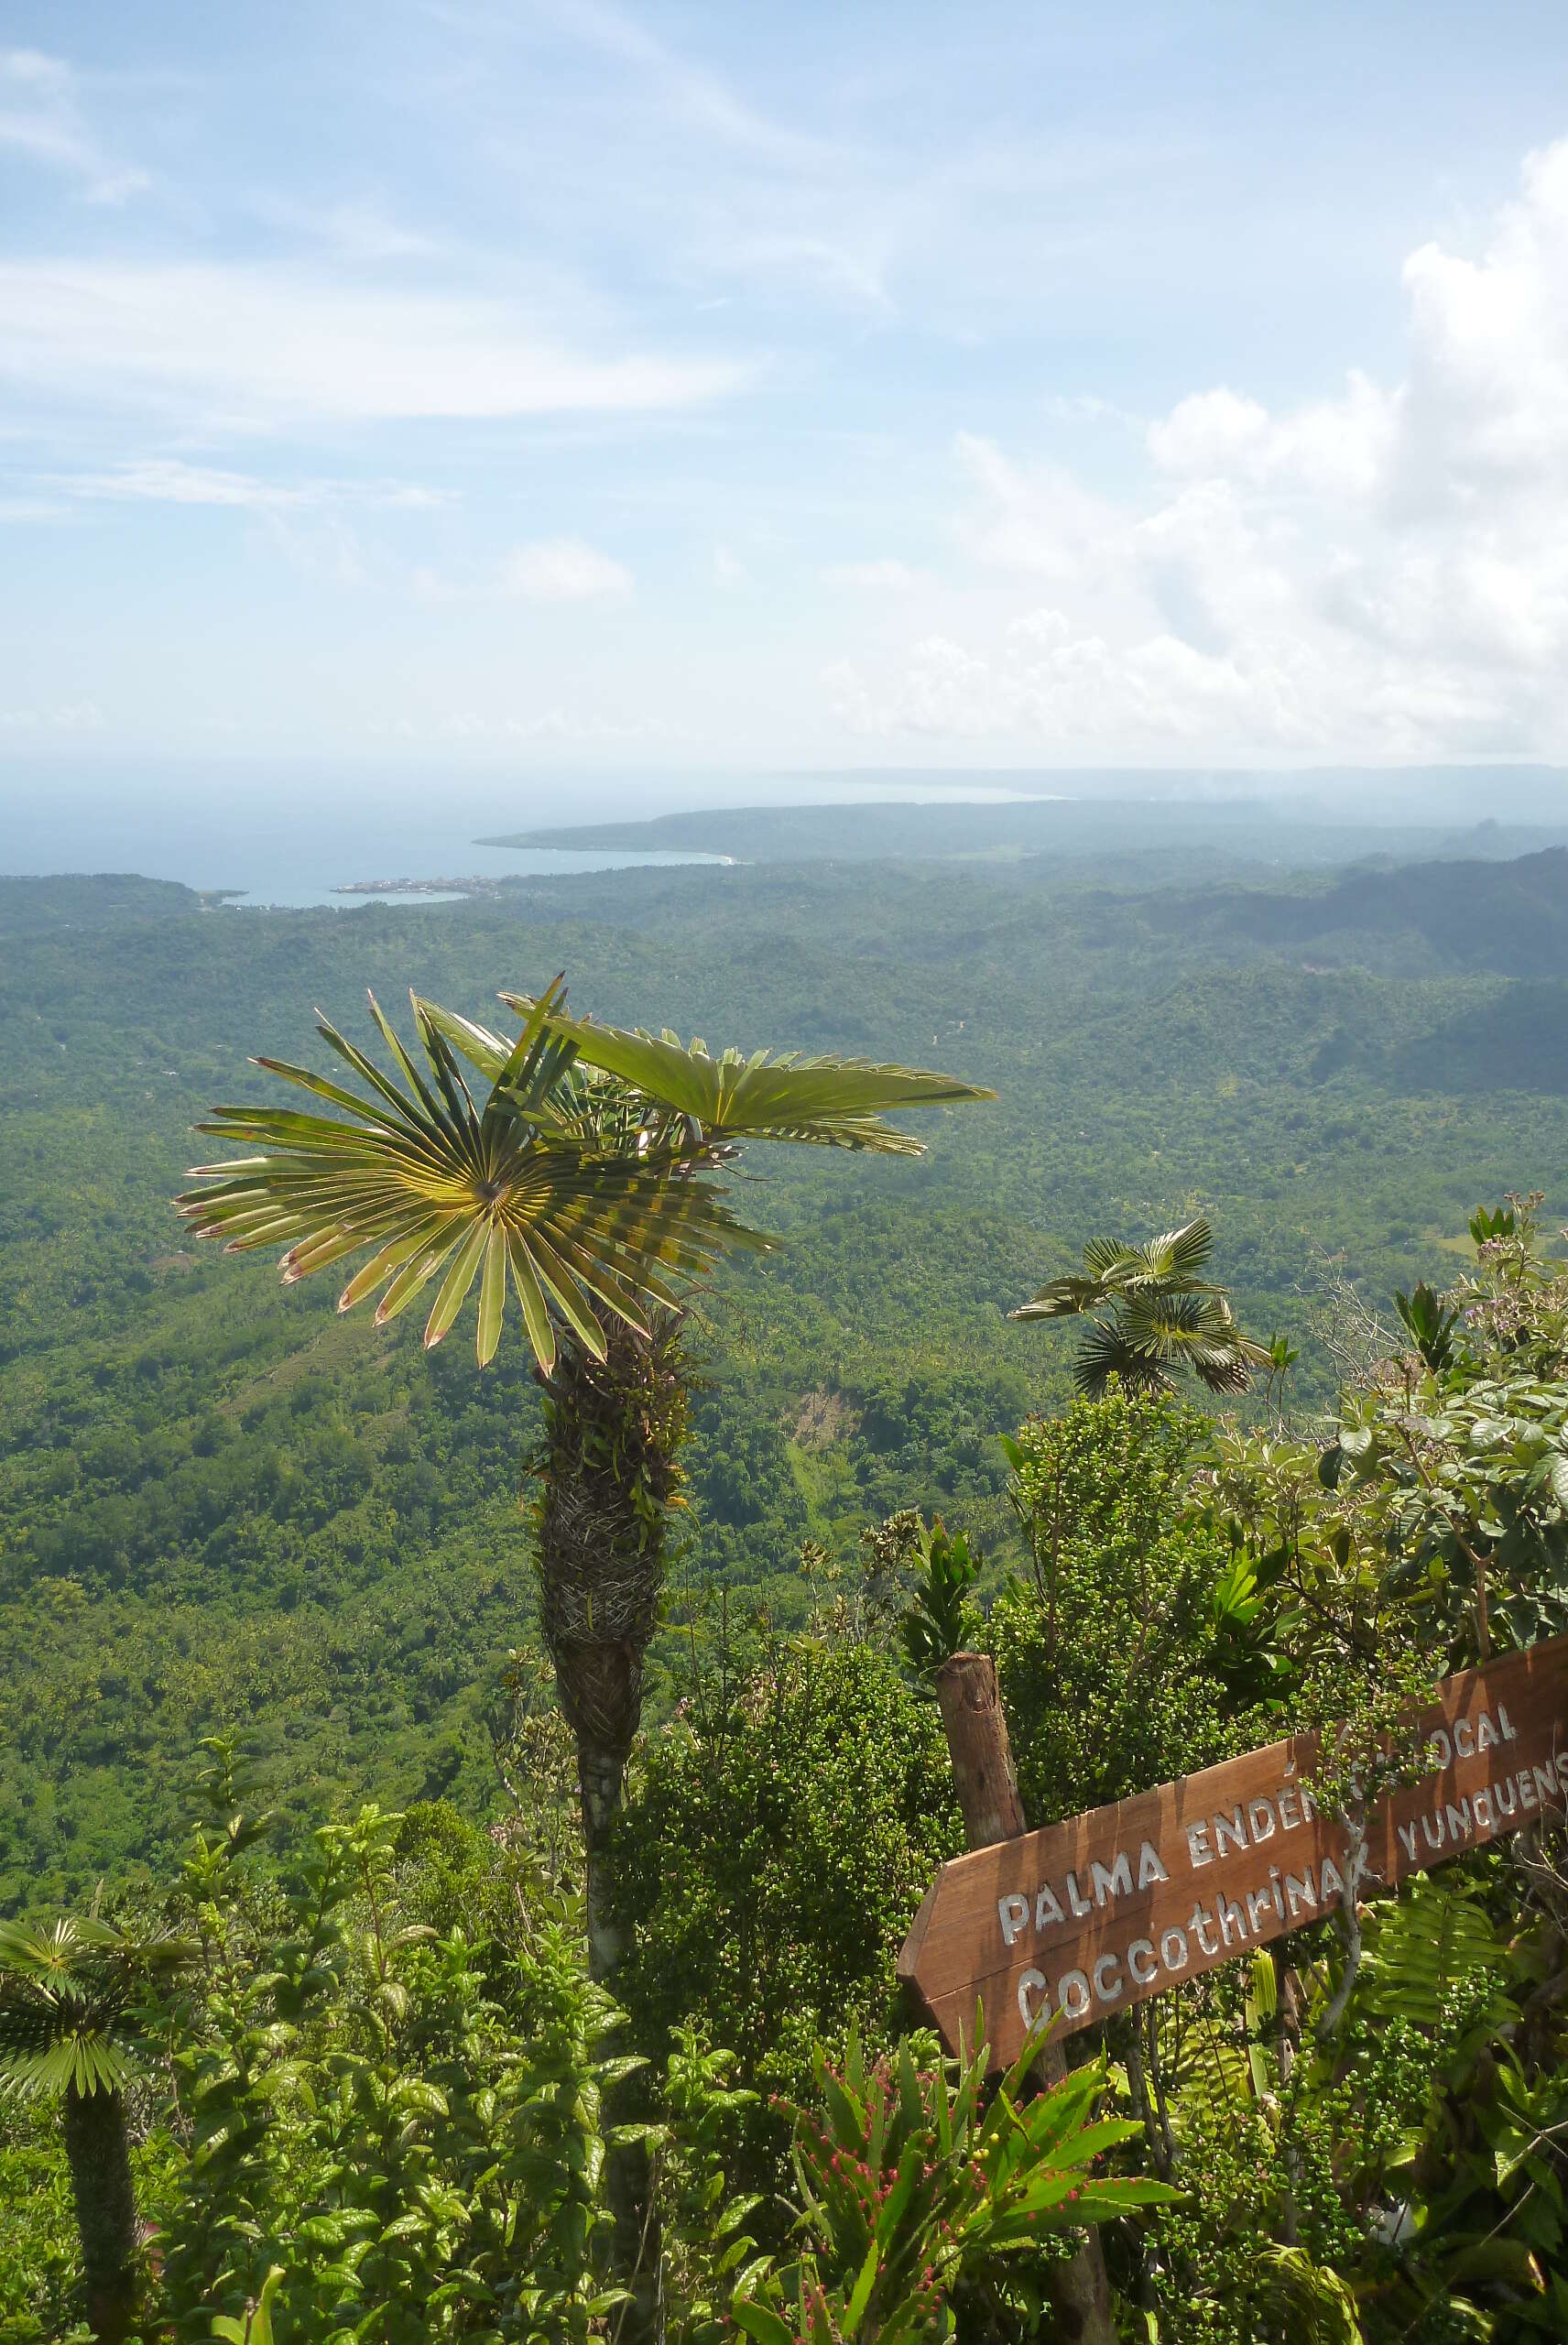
899, 1634, 1568, 2069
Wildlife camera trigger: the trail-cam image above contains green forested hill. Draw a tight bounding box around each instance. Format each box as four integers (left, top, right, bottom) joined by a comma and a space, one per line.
3, 840, 1566, 1912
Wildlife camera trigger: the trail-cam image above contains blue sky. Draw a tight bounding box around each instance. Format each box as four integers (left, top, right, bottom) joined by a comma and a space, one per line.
4, 2, 1568, 781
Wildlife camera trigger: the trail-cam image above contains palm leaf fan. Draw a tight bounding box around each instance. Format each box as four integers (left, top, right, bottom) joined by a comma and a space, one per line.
1082, 1216, 1216, 1292
1071, 1316, 1174, 1400
177, 983, 765, 1375
1116, 1288, 1269, 1396
1007, 1274, 1106, 1323
0, 1917, 191, 2104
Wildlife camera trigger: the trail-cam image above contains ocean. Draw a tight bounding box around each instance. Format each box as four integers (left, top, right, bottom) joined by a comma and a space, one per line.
0, 768, 1056, 908
0, 772, 746, 908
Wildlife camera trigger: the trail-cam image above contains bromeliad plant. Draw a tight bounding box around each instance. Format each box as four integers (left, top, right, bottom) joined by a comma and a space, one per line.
177, 978, 992, 1979
898, 1520, 982, 1686
734, 2023, 1173, 2345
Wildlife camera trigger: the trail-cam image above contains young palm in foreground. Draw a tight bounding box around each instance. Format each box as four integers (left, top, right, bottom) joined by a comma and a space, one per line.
0, 1915, 189, 2343
178, 977, 992, 1973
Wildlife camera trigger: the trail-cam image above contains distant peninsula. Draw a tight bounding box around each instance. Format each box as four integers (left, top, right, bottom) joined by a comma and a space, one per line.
479, 791, 1568, 872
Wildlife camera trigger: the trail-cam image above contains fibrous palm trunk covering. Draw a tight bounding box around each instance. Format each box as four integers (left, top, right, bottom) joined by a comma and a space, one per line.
63, 2081, 137, 2345
530, 1310, 690, 1980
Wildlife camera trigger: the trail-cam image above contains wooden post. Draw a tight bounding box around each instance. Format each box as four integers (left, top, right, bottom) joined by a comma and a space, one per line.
933, 1653, 1117, 2345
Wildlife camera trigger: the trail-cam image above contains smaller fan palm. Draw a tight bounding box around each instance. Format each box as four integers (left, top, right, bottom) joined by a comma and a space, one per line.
1010, 1216, 1268, 1398
0, 1915, 190, 2343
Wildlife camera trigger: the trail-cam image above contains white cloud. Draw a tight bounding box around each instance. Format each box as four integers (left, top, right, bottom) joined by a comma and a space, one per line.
833, 137, 1568, 762
57, 458, 451, 512
0, 49, 147, 205
823, 559, 930, 594
0, 261, 751, 426
66, 460, 316, 511
501, 536, 634, 603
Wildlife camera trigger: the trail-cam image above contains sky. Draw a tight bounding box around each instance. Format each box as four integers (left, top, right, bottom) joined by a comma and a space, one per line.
4, 1, 1568, 787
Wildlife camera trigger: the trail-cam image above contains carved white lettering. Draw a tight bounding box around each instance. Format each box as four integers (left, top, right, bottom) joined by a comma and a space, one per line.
1018, 1968, 1048, 2027
1214, 1805, 1247, 1858
1454, 1719, 1475, 1759
1160, 1927, 1189, 1972
1217, 1893, 1248, 1947
1065, 1871, 1093, 1920
1058, 1969, 1092, 2019
1278, 1786, 1301, 1830
1187, 1821, 1214, 1869
1091, 1852, 1132, 1907
1035, 1882, 1065, 1931
1138, 1840, 1169, 1887
998, 1893, 1029, 1947
1248, 1799, 1276, 1844
1093, 1953, 1123, 2004
1127, 1938, 1158, 1986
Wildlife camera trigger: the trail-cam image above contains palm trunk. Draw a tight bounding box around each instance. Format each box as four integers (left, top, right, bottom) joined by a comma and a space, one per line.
574, 1663, 639, 1983
532, 1312, 690, 1983
62, 2081, 137, 2345
531, 1314, 689, 2323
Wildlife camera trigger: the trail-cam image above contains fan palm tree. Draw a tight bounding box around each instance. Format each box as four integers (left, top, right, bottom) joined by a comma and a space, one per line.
177, 977, 992, 1976
1009, 1215, 1268, 1399
0, 1914, 190, 2342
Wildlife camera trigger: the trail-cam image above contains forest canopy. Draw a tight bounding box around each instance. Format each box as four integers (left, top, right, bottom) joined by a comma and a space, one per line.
4, 842, 1568, 2341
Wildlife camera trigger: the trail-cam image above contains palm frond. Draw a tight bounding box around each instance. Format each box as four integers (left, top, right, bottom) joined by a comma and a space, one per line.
1117, 1289, 1264, 1396
1136, 1216, 1216, 1287
0, 1916, 191, 2104
1073, 1316, 1175, 1400
1008, 1274, 1106, 1322
178, 994, 773, 1374
497, 998, 996, 1151
1080, 1235, 1154, 1287
181, 987, 991, 1375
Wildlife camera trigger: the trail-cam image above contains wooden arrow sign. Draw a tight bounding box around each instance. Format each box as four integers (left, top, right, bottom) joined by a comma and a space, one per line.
899, 1633, 1568, 2071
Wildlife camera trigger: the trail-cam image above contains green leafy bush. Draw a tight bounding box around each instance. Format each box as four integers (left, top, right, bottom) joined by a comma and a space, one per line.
990, 1388, 1255, 1825
611, 1639, 963, 2142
